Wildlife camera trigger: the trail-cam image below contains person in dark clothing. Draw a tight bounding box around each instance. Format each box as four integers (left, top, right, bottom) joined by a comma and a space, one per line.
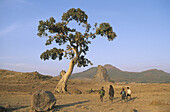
99, 87, 105, 102
120, 88, 126, 102
109, 85, 114, 103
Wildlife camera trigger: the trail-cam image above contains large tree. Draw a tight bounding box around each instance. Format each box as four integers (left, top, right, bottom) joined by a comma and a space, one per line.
37, 8, 117, 93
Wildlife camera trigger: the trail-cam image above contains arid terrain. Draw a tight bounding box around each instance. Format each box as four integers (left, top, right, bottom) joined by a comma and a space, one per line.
0, 69, 170, 112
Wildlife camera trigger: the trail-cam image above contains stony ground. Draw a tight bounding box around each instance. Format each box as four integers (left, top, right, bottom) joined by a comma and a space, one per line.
0, 80, 170, 112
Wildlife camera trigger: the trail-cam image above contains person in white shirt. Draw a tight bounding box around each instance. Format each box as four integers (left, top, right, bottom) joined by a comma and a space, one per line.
127, 87, 131, 100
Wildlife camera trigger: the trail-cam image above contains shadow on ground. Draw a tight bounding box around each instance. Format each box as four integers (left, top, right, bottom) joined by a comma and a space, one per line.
52, 100, 90, 111
7, 106, 29, 111
113, 97, 119, 100
126, 97, 137, 102
114, 97, 138, 103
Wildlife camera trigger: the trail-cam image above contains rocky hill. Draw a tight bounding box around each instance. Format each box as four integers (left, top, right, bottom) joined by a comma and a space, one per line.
93, 65, 111, 82
71, 64, 170, 83
0, 69, 53, 82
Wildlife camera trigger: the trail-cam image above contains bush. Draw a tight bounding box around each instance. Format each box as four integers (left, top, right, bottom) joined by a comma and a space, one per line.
109, 80, 115, 83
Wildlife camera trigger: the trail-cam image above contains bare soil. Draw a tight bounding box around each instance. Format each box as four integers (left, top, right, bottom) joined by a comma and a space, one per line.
0, 79, 170, 112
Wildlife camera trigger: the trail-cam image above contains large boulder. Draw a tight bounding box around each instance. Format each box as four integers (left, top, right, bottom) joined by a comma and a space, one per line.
31, 90, 56, 111
93, 65, 111, 82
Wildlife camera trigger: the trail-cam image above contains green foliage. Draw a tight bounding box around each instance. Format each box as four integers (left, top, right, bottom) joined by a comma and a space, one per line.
96, 23, 117, 41
62, 8, 88, 24
37, 8, 117, 67
40, 48, 64, 61
77, 55, 93, 67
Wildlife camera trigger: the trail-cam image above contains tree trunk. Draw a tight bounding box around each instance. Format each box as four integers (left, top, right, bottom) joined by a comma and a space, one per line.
54, 60, 74, 93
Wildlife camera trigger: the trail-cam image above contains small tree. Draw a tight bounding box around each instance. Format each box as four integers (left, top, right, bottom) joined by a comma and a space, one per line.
37, 8, 117, 93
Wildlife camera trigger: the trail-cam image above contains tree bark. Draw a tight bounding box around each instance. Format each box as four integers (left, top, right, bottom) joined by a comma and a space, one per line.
54, 60, 74, 93
54, 48, 78, 93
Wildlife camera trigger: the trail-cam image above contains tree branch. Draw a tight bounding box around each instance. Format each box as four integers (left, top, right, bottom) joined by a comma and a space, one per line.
68, 38, 76, 48
78, 46, 83, 55
85, 33, 96, 38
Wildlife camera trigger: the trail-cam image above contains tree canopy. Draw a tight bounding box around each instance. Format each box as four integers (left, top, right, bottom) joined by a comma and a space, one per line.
37, 8, 117, 67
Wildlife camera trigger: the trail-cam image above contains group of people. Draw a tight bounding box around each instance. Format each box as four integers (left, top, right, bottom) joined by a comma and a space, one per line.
99, 85, 131, 103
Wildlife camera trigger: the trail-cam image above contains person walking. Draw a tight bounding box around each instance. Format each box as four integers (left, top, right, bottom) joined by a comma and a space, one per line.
120, 88, 126, 103
99, 87, 105, 102
109, 85, 114, 103
127, 87, 131, 100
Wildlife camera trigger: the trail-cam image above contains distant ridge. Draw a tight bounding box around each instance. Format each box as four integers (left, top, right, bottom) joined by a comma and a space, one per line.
71, 64, 170, 83
0, 69, 52, 81
1, 65, 170, 83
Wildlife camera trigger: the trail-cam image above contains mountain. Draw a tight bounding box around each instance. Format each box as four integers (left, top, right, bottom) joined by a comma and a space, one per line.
70, 64, 170, 83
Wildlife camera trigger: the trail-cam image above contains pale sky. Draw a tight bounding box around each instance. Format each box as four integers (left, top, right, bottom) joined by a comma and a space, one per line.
0, 0, 170, 76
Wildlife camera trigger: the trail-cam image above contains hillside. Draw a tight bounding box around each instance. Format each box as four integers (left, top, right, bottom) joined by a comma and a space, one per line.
1, 66, 170, 83
71, 67, 97, 80
0, 69, 53, 82
71, 64, 170, 83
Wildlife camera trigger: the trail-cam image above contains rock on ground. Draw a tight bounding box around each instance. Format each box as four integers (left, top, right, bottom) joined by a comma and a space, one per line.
31, 90, 56, 111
